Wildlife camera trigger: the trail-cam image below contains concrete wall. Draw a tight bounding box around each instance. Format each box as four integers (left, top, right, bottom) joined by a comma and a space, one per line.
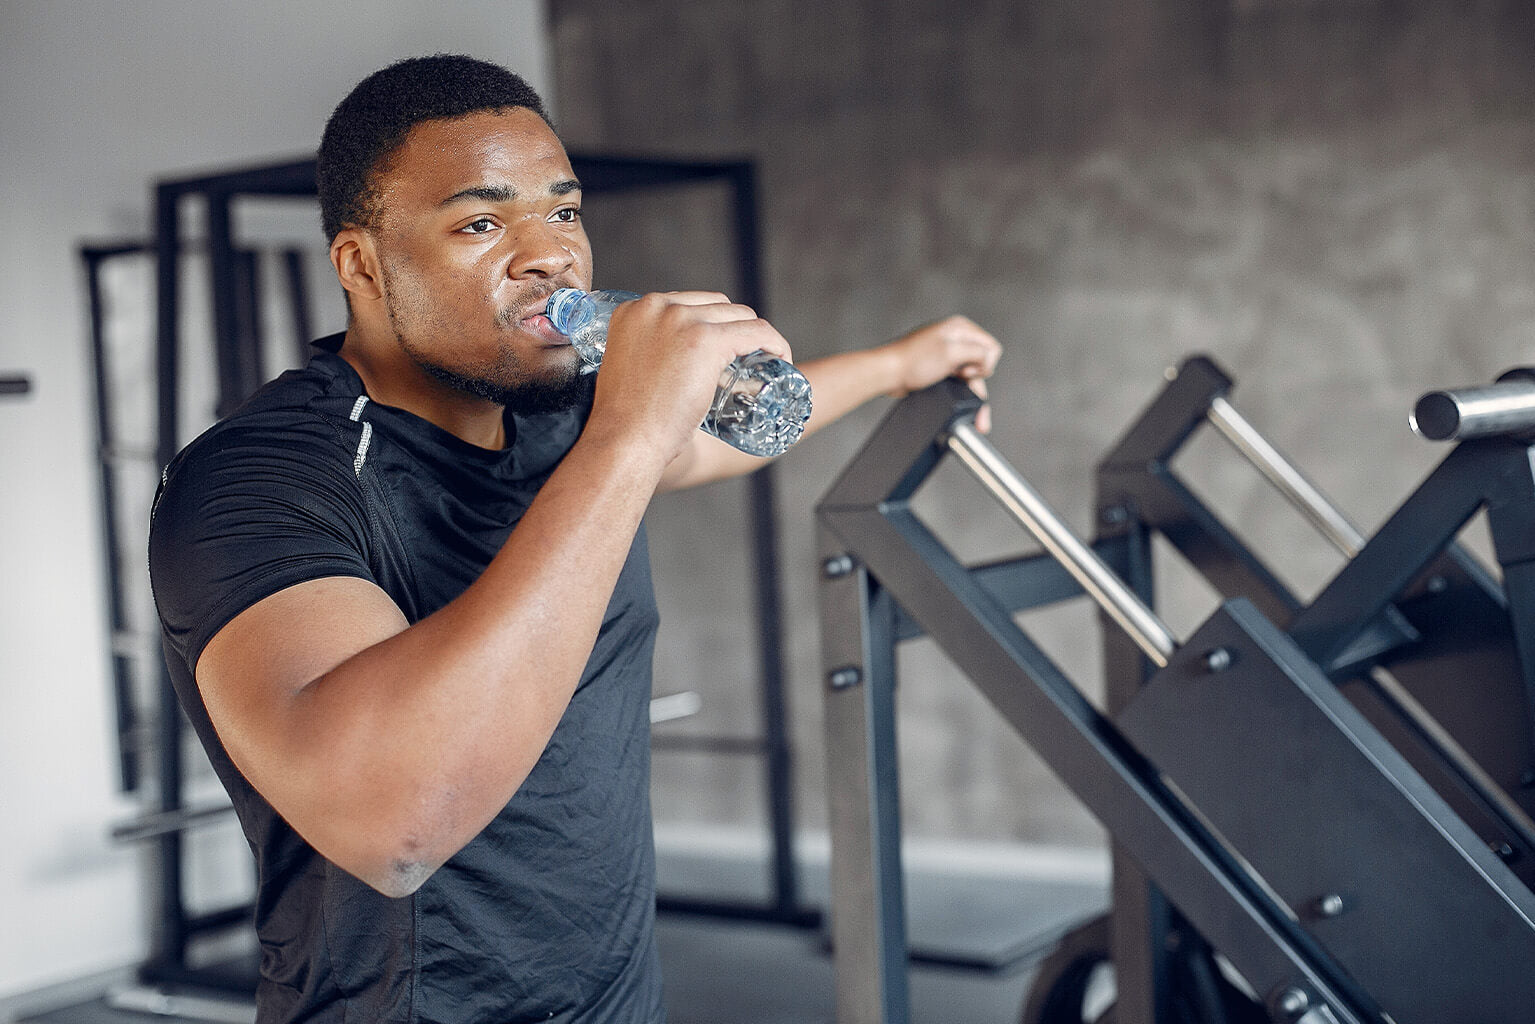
549, 1, 1535, 851
0, 2, 551, 1003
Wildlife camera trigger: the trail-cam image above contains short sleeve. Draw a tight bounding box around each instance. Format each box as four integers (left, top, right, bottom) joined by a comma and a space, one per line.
149, 416, 377, 673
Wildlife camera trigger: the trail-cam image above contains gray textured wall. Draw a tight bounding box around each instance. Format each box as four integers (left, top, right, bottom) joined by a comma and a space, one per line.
548, 1, 1535, 850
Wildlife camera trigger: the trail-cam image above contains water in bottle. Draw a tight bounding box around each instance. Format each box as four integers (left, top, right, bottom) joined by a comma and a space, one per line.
544, 288, 813, 457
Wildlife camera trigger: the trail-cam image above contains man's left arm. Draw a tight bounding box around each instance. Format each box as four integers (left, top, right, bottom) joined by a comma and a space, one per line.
659, 314, 1002, 492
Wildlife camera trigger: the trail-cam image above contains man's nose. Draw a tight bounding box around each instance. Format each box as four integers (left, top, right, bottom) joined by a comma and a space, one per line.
508, 220, 576, 278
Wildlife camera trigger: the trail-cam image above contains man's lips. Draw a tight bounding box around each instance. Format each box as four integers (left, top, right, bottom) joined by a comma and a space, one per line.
506, 287, 581, 344
518, 310, 569, 345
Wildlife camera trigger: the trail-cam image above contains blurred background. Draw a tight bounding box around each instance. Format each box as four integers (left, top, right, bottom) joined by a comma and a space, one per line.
4, 0, 1535, 1018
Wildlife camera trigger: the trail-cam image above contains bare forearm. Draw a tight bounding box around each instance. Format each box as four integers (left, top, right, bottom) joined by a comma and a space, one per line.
798, 346, 907, 435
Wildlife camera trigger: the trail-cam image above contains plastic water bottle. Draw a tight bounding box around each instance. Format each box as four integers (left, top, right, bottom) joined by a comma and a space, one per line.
545, 288, 813, 457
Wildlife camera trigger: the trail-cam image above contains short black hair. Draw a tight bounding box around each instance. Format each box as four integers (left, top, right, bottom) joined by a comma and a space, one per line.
317, 54, 554, 241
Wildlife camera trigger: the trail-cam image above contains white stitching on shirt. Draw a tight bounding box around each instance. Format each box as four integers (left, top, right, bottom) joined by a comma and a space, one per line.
349, 396, 372, 477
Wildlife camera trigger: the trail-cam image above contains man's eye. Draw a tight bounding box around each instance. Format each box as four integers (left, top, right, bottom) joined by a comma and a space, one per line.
552, 207, 581, 223
462, 218, 497, 234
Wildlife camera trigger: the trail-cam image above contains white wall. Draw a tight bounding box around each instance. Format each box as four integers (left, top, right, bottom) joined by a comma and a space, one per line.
0, 1, 553, 1001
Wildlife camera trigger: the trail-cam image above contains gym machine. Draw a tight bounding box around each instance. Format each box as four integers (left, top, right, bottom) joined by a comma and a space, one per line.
817, 357, 1535, 1023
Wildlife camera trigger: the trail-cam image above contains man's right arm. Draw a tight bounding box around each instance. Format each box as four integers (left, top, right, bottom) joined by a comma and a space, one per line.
186, 292, 791, 897
194, 430, 664, 897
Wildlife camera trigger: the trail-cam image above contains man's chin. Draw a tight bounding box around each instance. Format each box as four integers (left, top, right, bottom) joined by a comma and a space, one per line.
499, 367, 591, 417
414, 355, 588, 417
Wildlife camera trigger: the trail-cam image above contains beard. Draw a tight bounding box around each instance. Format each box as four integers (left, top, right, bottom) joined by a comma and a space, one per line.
384, 276, 589, 417
407, 347, 589, 416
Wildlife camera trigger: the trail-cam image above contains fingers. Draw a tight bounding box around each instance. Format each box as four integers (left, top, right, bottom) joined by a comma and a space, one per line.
878, 313, 1001, 431
934, 315, 1002, 378
588, 291, 795, 462
648, 290, 734, 308
887, 313, 1002, 399
968, 378, 992, 434
946, 321, 998, 433
709, 316, 793, 363
636, 291, 757, 324
621, 291, 792, 362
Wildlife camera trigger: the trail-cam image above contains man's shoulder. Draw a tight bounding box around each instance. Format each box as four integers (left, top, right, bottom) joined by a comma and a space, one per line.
152, 355, 376, 542
147, 351, 382, 670
177, 353, 367, 467
235, 348, 368, 430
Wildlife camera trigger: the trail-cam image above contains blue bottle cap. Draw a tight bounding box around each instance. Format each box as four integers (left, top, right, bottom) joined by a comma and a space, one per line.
545, 289, 595, 335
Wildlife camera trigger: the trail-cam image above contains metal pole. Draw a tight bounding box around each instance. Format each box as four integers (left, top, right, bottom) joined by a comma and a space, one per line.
1411, 376, 1535, 442
1206, 395, 1367, 558
730, 160, 803, 923
83, 245, 144, 794
820, 541, 910, 1024
945, 421, 1178, 669
111, 802, 236, 844
152, 180, 190, 974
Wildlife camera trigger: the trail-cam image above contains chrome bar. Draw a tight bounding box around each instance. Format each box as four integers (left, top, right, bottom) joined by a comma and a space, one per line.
946, 420, 1177, 668
111, 802, 235, 843
649, 691, 702, 724
1410, 378, 1535, 442
1206, 395, 1367, 558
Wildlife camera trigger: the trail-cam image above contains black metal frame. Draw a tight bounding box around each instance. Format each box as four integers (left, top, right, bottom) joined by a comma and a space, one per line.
86, 214, 316, 990
817, 370, 1535, 1024
564, 157, 816, 927
81, 242, 155, 798
1096, 356, 1535, 798
1092, 357, 1535, 1019
90, 149, 812, 993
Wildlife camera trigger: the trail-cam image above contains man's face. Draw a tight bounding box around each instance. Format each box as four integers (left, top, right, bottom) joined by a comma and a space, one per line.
367, 107, 594, 414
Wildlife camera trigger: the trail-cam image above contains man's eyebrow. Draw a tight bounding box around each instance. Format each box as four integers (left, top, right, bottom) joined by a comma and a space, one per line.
439, 178, 583, 206
440, 184, 515, 206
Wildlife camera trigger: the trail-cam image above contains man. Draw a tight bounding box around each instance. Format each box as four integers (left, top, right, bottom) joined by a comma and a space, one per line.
149, 54, 1000, 1023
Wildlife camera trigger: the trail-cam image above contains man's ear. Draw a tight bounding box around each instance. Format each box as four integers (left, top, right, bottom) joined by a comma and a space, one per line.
330, 228, 384, 303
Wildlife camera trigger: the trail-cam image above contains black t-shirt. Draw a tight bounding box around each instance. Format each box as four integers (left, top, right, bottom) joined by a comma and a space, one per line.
149, 340, 665, 1024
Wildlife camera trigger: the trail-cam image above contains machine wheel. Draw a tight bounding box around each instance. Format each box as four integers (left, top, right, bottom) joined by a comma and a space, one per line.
1020, 913, 1114, 1024
1021, 913, 1269, 1024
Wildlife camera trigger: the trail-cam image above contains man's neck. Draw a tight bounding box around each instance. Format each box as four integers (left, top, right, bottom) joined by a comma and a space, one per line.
338, 329, 508, 450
